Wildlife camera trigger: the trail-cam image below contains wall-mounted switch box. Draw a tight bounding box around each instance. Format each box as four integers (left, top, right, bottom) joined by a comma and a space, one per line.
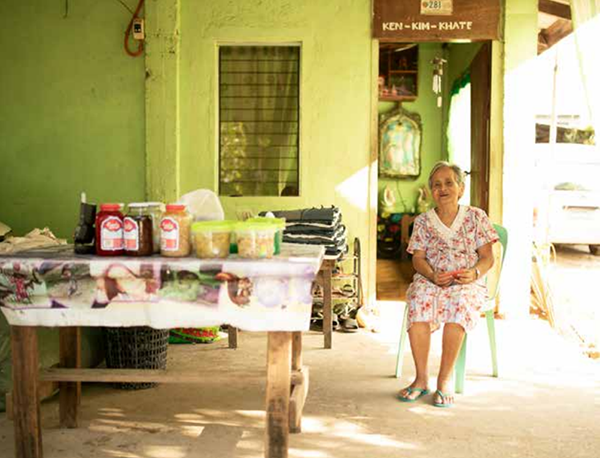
133, 18, 145, 40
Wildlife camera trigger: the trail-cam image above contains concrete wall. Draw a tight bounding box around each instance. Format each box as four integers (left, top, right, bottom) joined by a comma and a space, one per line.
0, 0, 146, 239
0, 0, 141, 412
500, 0, 538, 317
173, 0, 375, 299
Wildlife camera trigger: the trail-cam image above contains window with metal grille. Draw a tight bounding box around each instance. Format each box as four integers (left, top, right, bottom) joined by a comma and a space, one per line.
219, 45, 300, 197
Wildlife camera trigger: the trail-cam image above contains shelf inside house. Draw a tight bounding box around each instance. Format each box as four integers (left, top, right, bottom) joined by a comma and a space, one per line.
379, 43, 418, 102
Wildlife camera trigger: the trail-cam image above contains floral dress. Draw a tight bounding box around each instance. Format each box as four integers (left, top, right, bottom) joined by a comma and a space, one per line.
406, 205, 499, 332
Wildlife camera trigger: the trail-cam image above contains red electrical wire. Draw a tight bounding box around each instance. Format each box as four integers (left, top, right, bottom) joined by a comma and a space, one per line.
124, 0, 145, 57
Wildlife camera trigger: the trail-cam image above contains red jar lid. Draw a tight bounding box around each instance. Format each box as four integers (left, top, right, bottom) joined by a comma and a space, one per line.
100, 203, 121, 212
166, 204, 186, 212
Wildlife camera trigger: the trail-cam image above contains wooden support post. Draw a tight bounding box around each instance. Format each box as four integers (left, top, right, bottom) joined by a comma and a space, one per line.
265, 332, 291, 458
11, 326, 43, 458
289, 367, 309, 434
228, 326, 238, 349
321, 262, 333, 349
289, 331, 304, 432
59, 327, 80, 428
291, 332, 302, 371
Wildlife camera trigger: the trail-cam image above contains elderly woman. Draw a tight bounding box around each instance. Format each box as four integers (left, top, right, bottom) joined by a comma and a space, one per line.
398, 161, 498, 407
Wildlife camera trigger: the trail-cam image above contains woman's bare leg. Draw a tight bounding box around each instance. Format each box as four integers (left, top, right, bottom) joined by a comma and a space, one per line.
435, 323, 466, 405
399, 322, 431, 400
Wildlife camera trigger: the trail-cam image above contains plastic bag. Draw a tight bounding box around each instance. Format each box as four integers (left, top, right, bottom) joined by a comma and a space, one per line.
178, 189, 224, 221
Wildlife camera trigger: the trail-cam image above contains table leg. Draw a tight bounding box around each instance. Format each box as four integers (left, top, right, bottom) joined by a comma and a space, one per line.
228, 326, 238, 349
59, 327, 80, 428
10, 326, 43, 458
322, 266, 333, 349
289, 332, 308, 434
265, 332, 291, 458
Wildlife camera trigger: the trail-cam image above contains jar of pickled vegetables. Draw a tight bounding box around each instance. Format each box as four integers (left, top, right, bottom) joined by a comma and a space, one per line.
124, 203, 154, 256
160, 204, 192, 257
235, 222, 277, 259
246, 217, 286, 254
192, 221, 234, 258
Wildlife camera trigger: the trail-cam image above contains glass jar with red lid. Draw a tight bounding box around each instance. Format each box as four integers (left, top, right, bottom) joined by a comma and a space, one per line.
95, 203, 124, 256
160, 204, 192, 257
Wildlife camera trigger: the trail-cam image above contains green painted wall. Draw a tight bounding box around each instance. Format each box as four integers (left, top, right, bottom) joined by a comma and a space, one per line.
0, 0, 144, 411
0, 0, 146, 239
177, 0, 374, 286
377, 43, 444, 214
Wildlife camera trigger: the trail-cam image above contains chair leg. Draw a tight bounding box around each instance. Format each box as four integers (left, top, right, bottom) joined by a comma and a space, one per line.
454, 334, 467, 394
395, 305, 409, 378
485, 310, 498, 377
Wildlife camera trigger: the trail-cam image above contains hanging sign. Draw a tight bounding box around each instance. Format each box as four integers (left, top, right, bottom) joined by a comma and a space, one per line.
374, 0, 501, 41
421, 0, 453, 16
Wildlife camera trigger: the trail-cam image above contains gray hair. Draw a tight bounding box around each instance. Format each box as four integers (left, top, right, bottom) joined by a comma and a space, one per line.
428, 161, 465, 189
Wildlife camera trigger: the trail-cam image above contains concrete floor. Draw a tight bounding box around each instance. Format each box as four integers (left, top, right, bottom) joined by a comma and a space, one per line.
1, 302, 599, 458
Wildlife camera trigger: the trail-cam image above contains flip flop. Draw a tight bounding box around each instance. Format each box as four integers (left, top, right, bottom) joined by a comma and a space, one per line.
398, 387, 430, 403
433, 389, 453, 408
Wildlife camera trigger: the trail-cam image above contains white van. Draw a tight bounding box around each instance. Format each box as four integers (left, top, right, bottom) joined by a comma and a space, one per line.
534, 144, 600, 255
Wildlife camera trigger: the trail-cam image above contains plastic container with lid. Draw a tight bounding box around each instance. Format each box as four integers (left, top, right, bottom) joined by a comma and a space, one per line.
145, 202, 164, 254
192, 221, 234, 258
124, 203, 154, 256
160, 204, 192, 257
234, 221, 277, 259
246, 217, 286, 254
95, 203, 124, 256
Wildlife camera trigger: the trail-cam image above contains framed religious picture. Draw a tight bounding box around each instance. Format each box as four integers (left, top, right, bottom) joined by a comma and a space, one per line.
379, 107, 422, 178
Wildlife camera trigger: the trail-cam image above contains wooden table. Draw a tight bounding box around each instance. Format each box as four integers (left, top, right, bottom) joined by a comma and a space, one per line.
1, 244, 323, 458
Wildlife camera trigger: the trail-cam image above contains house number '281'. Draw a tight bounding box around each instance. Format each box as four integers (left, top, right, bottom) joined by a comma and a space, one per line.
421, 0, 453, 15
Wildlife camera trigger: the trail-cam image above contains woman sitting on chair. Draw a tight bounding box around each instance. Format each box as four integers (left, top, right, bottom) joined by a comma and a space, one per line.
399, 161, 498, 407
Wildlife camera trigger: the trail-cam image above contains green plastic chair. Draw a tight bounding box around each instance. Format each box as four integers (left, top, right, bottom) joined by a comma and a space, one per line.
394, 224, 508, 394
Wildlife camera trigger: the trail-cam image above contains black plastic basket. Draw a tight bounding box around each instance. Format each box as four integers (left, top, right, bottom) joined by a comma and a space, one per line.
104, 327, 169, 390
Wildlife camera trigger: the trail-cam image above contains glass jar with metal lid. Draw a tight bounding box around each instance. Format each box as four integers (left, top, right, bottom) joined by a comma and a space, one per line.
145, 202, 164, 254
124, 203, 154, 256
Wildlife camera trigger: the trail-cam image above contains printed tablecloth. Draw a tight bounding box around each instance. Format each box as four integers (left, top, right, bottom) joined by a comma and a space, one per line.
0, 243, 324, 330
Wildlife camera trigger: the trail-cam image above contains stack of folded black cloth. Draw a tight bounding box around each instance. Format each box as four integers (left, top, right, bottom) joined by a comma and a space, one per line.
260, 206, 348, 258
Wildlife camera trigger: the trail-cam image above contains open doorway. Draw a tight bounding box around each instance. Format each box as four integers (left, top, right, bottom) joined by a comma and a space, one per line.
375, 41, 493, 302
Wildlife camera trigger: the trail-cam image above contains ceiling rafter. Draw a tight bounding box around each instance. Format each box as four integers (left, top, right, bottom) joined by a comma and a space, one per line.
539, 0, 572, 20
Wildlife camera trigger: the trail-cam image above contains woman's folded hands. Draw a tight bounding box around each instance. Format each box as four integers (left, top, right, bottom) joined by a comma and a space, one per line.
432, 268, 477, 286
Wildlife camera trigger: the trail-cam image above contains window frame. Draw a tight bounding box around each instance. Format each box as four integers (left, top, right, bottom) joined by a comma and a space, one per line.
217, 42, 302, 198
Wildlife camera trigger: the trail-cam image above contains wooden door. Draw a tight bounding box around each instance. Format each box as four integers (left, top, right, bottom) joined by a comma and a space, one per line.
470, 42, 492, 212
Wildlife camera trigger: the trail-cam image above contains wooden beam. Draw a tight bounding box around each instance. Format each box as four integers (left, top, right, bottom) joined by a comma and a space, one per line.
539, 0, 571, 20
265, 332, 292, 458
59, 327, 80, 429
11, 326, 43, 458
228, 326, 238, 349
289, 367, 309, 434
40, 367, 306, 386
539, 18, 573, 53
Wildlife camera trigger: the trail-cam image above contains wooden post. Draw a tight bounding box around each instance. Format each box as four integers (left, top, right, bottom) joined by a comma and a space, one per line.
11, 326, 43, 458
289, 332, 307, 434
291, 332, 302, 371
321, 262, 333, 349
265, 332, 291, 458
228, 326, 238, 349
59, 327, 81, 428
